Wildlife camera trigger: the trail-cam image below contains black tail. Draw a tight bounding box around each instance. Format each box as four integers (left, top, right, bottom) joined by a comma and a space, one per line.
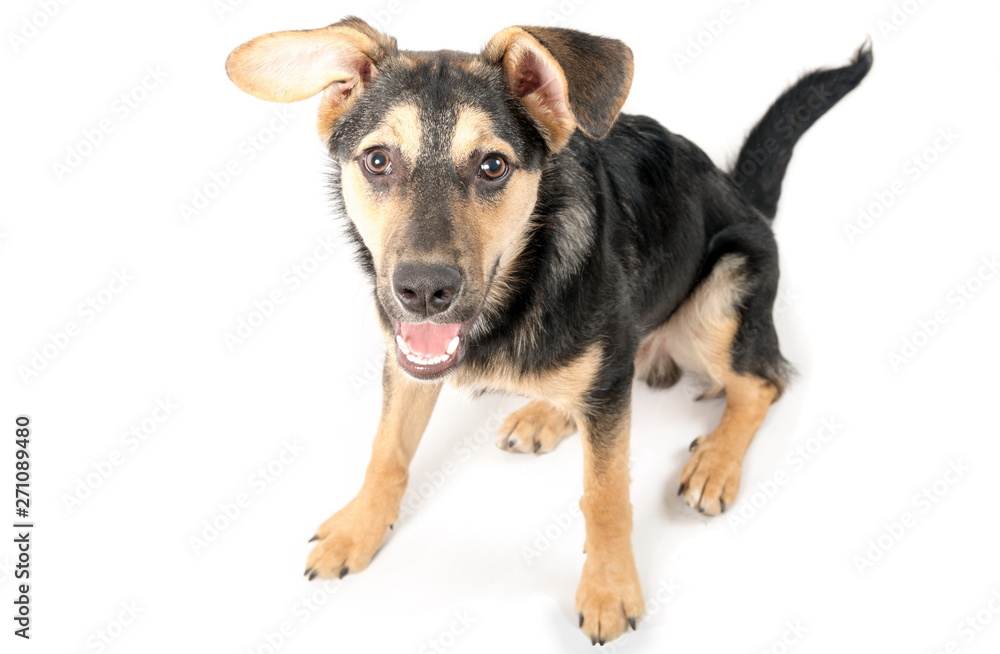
731, 42, 873, 221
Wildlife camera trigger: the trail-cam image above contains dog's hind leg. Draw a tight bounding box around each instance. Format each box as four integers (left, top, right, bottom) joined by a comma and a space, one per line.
664, 232, 789, 516
497, 400, 576, 454
679, 372, 777, 515
305, 355, 440, 579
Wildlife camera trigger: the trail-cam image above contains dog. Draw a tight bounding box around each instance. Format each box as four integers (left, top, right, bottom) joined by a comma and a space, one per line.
226, 18, 871, 644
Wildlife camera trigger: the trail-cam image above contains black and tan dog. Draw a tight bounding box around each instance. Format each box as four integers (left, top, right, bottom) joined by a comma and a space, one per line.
226, 18, 870, 644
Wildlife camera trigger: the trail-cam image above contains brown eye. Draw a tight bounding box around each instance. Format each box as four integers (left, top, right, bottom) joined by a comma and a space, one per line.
363, 148, 392, 175
479, 154, 508, 181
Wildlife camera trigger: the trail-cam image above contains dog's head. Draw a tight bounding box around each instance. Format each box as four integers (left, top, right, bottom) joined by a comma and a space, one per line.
226, 17, 632, 380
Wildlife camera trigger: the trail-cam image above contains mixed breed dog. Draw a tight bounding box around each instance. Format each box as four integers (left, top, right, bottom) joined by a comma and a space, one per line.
226, 17, 871, 644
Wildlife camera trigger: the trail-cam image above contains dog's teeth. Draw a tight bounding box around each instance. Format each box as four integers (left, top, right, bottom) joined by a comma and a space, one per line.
446, 336, 460, 355
396, 335, 411, 355
402, 348, 457, 366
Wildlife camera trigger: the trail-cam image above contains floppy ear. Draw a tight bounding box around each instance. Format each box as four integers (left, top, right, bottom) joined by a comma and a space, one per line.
225, 16, 397, 138
483, 26, 633, 151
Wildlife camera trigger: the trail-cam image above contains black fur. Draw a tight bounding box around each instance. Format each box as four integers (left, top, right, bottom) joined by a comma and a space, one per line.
328, 42, 871, 442
732, 43, 873, 221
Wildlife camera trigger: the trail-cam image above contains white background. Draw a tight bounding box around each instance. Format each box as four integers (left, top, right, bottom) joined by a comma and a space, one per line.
3, 0, 999, 652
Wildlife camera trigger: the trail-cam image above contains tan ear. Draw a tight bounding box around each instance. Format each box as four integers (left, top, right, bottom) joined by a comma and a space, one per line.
225, 17, 396, 137
483, 26, 633, 151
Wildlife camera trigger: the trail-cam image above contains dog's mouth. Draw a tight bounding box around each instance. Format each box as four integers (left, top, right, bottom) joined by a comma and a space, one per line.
387, 264, 497, 381
392, 319, 471, 380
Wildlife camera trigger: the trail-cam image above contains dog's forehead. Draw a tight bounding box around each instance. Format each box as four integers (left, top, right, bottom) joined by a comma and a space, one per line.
331, 50, 542, 166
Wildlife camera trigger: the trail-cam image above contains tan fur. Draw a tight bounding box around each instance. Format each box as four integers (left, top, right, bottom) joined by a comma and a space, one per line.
451, 106, 517, 169
447, 106, 540, 284
450, 343, 601, 418
497, 400, 576, 454
338, 104, 423, 264
226, 19, 398, 142
679, 373, 777, 515
483, 27, 576, 151
356, 103, 423, 163
454, 338, 643, 641
635, 254, 747, 397
631, 254, 779, 515
576, 409, 644, 644
461, 169, 541, 281
305, 357, 441, 578
340, 163, 412, 266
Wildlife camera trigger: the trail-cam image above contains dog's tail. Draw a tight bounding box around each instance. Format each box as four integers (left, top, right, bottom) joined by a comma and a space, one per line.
730, 42, 873, 221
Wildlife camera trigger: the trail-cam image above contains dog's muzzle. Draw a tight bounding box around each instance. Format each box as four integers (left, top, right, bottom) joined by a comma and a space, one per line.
389, 262, 473, 379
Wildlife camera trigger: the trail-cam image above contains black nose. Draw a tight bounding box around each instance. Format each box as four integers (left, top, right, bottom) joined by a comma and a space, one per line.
392, 263, 462, 318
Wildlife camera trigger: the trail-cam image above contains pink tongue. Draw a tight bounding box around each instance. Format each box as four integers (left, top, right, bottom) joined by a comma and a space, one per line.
398, 322, 461, 355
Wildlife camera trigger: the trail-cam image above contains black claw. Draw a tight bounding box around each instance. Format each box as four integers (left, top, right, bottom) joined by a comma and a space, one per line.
533, 441, 541, 453
339, 566, 349, 579
591, 637, 598, 646
720, 499, 727, 513
308, 534, 319, 543
678, 483, 688, 496
579, 613, 584, 627
308, 571, 317, 581
389, 523, 394, 530
629, 617, 637, 631
689, 438, 700, 452
697, 505, 705, 513
304, 567, 313, 577
599, 638, 605, 646
508, 439, 515, 449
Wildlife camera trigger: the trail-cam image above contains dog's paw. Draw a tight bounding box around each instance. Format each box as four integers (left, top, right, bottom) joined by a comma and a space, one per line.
576, 555, 644, 645
304, 500, 392, 581
678, 436, 742, 515
496, 400, 576, 454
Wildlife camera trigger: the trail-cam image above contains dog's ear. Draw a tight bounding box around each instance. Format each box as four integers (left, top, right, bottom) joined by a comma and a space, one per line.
226, 17, 397, 137
483, 26, 633, 151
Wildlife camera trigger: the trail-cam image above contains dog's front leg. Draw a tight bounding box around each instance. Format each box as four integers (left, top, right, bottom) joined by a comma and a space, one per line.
305, 357, 441, 580
576, 390, 644, 645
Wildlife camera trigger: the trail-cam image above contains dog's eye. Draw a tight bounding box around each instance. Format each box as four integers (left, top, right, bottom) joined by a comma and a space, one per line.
363, 149, 392, 175
479, 154, 508, 181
